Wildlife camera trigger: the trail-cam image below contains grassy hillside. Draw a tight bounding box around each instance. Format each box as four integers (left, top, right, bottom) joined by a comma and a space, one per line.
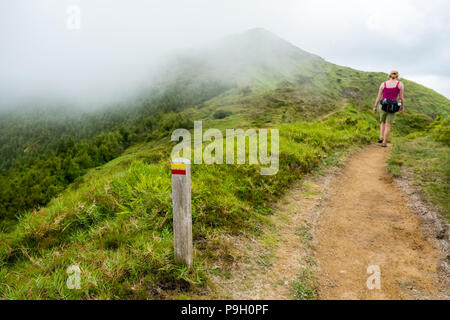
388, 117, 450, 219
0, 28, 449, 299
0, 103, 379, 299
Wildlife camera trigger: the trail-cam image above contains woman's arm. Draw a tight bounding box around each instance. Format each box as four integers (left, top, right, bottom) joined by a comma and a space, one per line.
399, 82, 405, 114
374, 83, 384, 113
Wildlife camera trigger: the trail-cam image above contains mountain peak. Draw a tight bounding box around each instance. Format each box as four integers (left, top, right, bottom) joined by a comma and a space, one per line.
223, 28, 295, 47
158, 28, 325, 88
241, 27, 279, 37
219, 28, 322, 61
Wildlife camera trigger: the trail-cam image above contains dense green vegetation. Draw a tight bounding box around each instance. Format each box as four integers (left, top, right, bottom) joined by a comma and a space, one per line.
388, 116, 450, 219
0, 80, 229, 231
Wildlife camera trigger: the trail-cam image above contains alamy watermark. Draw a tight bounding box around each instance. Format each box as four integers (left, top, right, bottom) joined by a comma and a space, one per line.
366, 265, 381, 290
171, 121, 279, 175
66, 264, 97, 290
66, 264, 81, 290
67, 5, 81, 30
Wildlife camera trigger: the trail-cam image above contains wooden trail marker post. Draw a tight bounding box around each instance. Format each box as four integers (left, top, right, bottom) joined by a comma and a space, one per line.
171, 158, 193, 267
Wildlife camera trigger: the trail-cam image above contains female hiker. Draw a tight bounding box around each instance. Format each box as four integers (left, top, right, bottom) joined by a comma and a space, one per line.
373, 70, 404, 147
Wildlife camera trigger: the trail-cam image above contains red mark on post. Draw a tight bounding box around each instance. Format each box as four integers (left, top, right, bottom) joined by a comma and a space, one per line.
171, 163, 186, 175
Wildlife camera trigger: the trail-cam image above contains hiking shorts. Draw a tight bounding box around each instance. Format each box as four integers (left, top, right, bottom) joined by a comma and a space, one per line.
379, 109, 396, 124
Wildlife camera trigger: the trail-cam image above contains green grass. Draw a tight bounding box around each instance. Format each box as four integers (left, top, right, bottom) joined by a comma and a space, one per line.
0, 105, 379, 299
292, 268, 317, 300
388, 117, 450, 220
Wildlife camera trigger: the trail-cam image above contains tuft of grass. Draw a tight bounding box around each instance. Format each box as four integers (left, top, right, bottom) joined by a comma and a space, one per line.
213, 110, 232, 119
292, 268, 317, 300
396, 280, 415, 290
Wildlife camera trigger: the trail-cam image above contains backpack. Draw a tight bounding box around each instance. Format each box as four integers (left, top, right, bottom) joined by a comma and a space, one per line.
381, 99, 401, 113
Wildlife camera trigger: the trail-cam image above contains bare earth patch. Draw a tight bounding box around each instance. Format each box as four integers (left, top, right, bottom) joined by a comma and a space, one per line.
315, 145, 446, 300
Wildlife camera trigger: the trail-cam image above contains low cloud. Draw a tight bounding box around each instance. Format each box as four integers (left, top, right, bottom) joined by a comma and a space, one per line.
0, 0, 448, 111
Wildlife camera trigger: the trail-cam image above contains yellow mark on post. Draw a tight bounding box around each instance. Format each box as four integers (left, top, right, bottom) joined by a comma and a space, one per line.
171, 163, 187, 170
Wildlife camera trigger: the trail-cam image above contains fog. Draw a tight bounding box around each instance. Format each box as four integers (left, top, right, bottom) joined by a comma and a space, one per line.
1, 0, 449, 112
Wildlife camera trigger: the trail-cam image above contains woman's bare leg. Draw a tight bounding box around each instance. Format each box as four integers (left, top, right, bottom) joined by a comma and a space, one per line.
383, 123, 391, 143
380, 122, 385, 140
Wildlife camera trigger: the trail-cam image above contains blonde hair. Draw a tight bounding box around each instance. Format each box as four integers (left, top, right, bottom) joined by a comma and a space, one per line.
389, 70, 399, 79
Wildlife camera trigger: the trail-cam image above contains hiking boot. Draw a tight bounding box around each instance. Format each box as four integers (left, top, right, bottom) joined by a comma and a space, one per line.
381, 142, 388, 147
378, 138, 383, 143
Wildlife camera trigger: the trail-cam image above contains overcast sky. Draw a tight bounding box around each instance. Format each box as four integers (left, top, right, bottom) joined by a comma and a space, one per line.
1, 0, 449, 110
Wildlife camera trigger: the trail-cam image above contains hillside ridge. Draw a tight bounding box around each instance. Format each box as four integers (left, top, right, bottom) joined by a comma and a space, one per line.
0, 29, 449, 300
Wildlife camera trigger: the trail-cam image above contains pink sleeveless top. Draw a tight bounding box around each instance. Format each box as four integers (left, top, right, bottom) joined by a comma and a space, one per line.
382, 81, 400, 101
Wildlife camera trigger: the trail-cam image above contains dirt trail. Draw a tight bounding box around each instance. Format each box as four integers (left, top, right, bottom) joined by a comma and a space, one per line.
316, 145, 443, 299
211, 145, 446, 300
